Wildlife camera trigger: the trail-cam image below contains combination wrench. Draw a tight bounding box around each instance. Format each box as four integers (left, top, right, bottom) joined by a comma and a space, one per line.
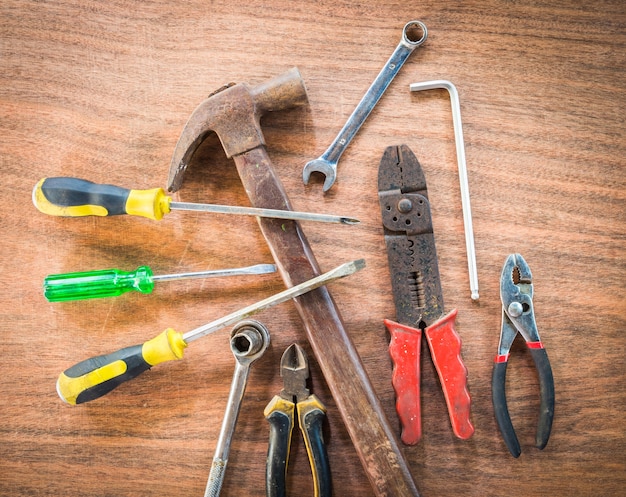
303, 20, 428, 192
203, 320, 270, 497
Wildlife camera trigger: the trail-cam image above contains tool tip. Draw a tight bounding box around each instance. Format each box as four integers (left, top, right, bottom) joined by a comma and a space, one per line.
471, 291, 480, 301
280, 343, 308, 372
340, 217, 361, 225
351, 258, 366, 272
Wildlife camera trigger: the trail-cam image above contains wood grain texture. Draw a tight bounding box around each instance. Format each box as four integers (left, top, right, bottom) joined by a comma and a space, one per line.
1, 1, 624, 496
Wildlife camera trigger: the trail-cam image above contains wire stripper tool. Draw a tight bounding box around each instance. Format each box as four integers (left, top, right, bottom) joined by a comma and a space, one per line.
378, 144, 474, 445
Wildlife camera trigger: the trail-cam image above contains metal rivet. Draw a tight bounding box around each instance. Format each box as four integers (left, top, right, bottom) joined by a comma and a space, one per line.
508, 302, 523, 317
398, 198, 413, 213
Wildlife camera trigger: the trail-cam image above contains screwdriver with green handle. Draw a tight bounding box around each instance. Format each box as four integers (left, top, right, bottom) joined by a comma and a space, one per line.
33, 177, 360, 224
43, 263, 277, 302
56, 258, 365, 405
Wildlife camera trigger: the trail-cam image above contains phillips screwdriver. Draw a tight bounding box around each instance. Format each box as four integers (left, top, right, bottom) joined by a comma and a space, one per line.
56, 258, 365, 405
43, 263, 277, 302
32, 177, 360, 224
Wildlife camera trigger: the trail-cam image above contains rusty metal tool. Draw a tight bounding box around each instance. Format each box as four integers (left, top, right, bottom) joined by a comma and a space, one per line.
302, 21, 428, 192
264, 343, 331, 497
379, 144, 474, 445
493, 254, 555, 458
168, 68, 421, 497
204, 320, 270, 497
410, 80, 479, 301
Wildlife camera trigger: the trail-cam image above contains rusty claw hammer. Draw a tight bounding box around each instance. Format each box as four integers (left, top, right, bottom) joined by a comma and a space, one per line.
168, 68, 420, 497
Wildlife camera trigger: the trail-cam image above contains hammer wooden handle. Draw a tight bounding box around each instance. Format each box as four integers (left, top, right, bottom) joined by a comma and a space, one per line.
234, 147, 420, 497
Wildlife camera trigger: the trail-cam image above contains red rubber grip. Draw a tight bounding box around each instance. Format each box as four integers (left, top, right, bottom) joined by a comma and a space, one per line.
424, 309, 474, 440
385, 319, 423, 445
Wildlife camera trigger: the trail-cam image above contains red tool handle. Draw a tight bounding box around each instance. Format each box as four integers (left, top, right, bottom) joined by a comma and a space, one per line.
424, 309, 474, 440
385, 319, 423, 445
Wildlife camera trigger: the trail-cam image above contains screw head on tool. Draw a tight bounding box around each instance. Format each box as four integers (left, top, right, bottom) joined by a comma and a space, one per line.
397, 198, 413, 213
508, 302, 524, 318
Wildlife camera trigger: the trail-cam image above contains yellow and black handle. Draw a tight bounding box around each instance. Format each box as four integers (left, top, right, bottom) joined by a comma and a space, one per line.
264, 394, 331, 497
265, 395, 295, 497
57, 329, 187, 405
33, 177, 172, 220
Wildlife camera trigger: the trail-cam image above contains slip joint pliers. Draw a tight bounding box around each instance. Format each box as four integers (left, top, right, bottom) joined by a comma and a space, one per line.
492, 253, 555, 457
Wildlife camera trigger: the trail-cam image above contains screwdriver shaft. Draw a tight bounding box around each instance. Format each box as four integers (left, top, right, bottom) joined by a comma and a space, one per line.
170, 201, 359, 225
182, 258, 366, 344
152, 264, 276, 283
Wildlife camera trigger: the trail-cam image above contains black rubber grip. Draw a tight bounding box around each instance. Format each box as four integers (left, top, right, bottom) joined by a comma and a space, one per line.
301, 406, 332, 497
62, 344, 152, 404
265, 408, 292, 497
492, 360, 521, 458
41, 177, 130, 215
529, 347, 555, 450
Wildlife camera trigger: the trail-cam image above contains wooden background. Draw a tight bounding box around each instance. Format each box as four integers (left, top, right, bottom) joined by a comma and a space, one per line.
1, 1, 624, 496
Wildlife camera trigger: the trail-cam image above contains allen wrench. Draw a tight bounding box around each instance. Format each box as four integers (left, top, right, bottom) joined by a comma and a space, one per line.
410, 80, 479, 301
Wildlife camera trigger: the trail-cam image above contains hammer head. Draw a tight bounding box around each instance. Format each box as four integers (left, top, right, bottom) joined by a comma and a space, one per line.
167, 67, 308, 192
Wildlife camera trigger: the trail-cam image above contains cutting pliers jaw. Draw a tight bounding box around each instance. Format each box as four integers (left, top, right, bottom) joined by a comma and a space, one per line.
492, 254, 555, 458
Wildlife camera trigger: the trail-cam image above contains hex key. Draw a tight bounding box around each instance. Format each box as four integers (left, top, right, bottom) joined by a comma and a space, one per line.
410, 80, 479, 301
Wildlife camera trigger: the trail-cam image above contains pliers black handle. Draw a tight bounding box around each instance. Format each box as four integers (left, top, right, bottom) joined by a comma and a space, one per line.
265, 394, 331, 497
492, 254, 555, 458
264, 344, 331, 497
492, 334, 555, 457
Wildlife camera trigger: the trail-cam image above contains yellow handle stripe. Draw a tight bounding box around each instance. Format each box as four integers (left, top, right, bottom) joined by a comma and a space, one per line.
125, 188, 172, 221
264, 395, 296, 419
33, 178, 108, 217
142, 328, 187, 365
56, 329, 187, 406
57, 360, 127, 405
297, 394, 327, 497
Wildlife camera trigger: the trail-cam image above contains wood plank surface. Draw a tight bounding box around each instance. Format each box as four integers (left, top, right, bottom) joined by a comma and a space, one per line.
1, 1, 624, 496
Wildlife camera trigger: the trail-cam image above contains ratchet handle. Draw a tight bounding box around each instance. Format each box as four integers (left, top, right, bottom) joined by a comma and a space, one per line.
424, 309, 474, 440
385, 319, 423, 445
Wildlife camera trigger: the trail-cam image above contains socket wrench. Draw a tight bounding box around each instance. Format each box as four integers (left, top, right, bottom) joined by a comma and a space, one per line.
203, 320, 270, 497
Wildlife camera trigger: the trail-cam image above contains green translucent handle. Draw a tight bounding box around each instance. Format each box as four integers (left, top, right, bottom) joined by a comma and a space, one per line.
44, 266, 155, 302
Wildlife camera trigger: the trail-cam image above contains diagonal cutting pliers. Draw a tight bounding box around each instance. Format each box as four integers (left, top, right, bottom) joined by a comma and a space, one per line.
264, 343, 331, 497
492, 253, 555, 457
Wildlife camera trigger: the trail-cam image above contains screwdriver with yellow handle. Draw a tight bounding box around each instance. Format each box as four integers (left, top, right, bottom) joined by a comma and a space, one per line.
43, 263, 277, 302
33, 177, 360, 224
57, 258, 365, 405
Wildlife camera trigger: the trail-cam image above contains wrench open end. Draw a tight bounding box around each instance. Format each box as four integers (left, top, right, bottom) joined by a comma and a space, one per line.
302, 157, 337, 192
303, 20, 428, 194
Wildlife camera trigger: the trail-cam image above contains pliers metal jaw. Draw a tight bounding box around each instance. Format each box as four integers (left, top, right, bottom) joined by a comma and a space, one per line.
264, 344, 331, 497
492, 254, 555, 457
